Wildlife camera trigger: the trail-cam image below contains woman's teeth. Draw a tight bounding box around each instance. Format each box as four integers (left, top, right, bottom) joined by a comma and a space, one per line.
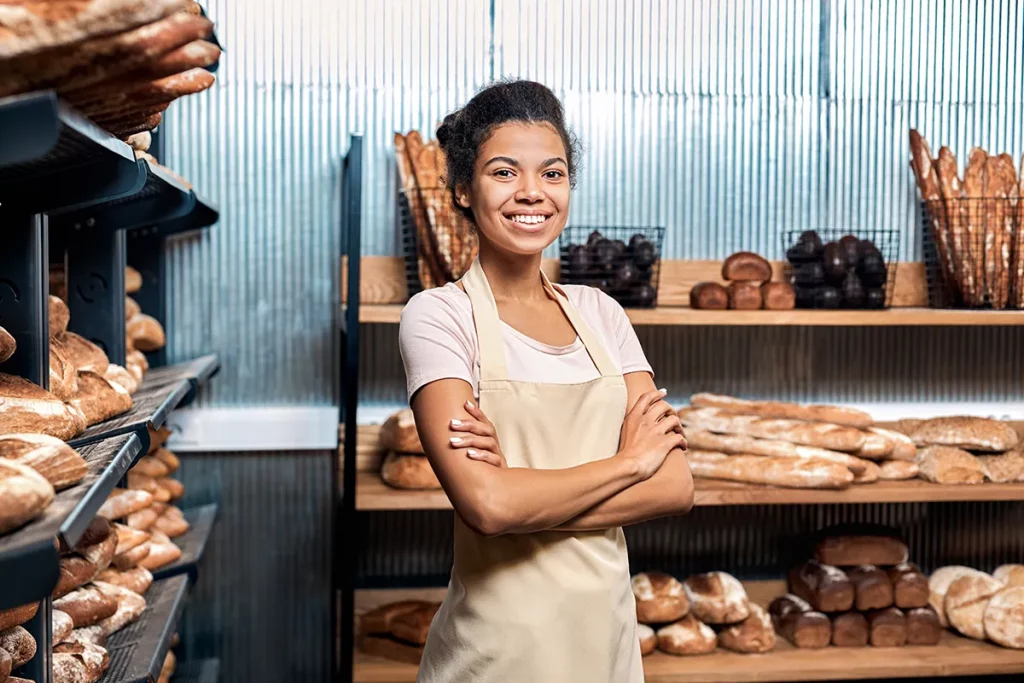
509, 215, 547, 225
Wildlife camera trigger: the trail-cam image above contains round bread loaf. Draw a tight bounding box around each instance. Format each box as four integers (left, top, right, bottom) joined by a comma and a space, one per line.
983, 585, 1024, 649
0, 327, 14, 364
638, 624, 656, 656
721, 251, 772, 283
632, 572, 689, 624
49, 295, 70, 337
380, 409, 423, 454
656, 614, 717, 655
929, 566, 983, 627
0, 459, 55, 534
994, 565, 1024, 587
52, 610, 74, 644
380, 452, 440, 490
945, 572, 1004, 639
684, 571, 750, 624
0, 625, 36, 668
718, 603, 776, 654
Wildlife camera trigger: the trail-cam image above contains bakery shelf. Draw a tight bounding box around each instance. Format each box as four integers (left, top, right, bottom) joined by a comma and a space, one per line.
151, 504, 219, 582
356, 304, 1024, 326
354, 470, 1024, 510
171, 658, 220, 683
99, 574, 191, 683
352, 584, 1024, 683
132, 190, 219, 240
0, 91, 144, 215
141, 354, 221, 407
0, 433, 142, 610
67, 376, 191, 449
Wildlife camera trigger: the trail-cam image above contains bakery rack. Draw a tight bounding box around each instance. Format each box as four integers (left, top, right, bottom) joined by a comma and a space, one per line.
0, 90, 222, 683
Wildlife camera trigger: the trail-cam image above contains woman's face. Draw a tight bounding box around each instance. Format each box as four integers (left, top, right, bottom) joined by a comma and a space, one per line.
457, 122, 571, 256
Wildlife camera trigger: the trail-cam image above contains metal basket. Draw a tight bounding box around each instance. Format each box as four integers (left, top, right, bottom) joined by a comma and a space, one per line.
557, 226, 666, 308
399, 187, 477, 297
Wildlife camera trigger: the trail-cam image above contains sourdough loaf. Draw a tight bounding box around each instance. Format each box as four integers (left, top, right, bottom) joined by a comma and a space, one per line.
689, 282, 728, 310
76, 524, 117, 573
380, 409, 423, 453
945, 571, 1004, 639
132, 454, 170, 477
98, 488, 153, 520
60, 332, 109, 375
0, 646, 10, 681
52, 640, 109, 683
49, 337, 79, 401
127, 314, 166, 351
718, 603, 776, 653
0, 433, 87, 490
103, 364, 138, 395
49, 296, 70, 337
683, 571, 749, 624
0, 459, 55, 534
0, 373, 87, 439
983, 585, 1024, 649
0, 626, 35, 669
95, 566, 153, 595
638, 623, 656, 656
69, 370, 133, 426
656, 614, 717, 655
683, 429, 869, 473
993, 565, 1024, 587
688, 393, 874, 429
916, 446, 985, 485
978, 450, 1024, 483
929, 566, 986, 627
53, 555, 98, 600
631, 572, 689, 624
380, 452, 440, 490
910, 416, 1019, 452
678, 406, 867, 452
685, 450, 854, 489
0, 326, 13, 363
0, 603, 37, 632
53, 585, 119, 628
93, 581, 146, 636
53, 609, 74, 644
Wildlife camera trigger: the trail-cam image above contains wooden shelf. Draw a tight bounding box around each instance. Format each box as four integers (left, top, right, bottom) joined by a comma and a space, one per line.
355, 470, 1024, 510
352, 584, 1024, 683
356, 304, 1024, 326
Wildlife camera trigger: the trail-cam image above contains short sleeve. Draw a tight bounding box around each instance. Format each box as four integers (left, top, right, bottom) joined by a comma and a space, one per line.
595, 290, 654, 378
399, 289, 476, 401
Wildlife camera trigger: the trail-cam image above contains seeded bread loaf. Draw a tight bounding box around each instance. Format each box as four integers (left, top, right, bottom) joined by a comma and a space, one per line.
910, 416, 1019, 452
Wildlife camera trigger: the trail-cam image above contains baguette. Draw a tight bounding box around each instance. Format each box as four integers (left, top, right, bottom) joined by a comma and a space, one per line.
909, 130, 955, 301
95, 567, 153, 595
394, 133, 442, 290
683, 429, 869, 474
1014, 154, 1024, 307
69, 68, 216, 120
112, 523, 149, 555
852, 430, 894, 459
688, 393, 874, 428
685, 450, 854, 489
0, 433, 87, 490
867, 427, 917, 461
93, 582, 146, 636
53, 610, 74, 644
112, 541, 151, 571
963, 148, 988, 305
987, 154, 1017, 309
877, 460, 919, 481
852, 460, 880, 484
935, 147, 974, 305
678, 407, 867, 452
156, 476, 184, 501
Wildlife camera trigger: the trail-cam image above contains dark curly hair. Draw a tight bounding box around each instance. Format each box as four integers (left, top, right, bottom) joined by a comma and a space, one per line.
436, 79, 581, 222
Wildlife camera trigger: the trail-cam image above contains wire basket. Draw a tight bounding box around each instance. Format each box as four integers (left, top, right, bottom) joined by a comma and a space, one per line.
780, 229, 900, 310
920, 198, 1023, 310
557, 226, 666, 308
399, 187, 478, 297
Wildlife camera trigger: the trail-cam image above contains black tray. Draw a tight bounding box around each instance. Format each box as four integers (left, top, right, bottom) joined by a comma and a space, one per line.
151, 504, 218, 582
68, 377, 191, 449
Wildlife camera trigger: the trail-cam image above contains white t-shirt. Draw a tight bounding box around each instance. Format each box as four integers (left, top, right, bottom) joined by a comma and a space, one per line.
399, 282, 654, 401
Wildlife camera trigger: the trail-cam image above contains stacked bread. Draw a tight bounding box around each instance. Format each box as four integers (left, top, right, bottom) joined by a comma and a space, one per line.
898, 416, 1022, 484
691, 251, 796, 311
677, 394, 918, 490
632, 570, 776, 657
359, 600, 441, 664
0, 601, 40, 683
773, 525, 941, 649
124, 265, 167, 367
378, 409, 440, 490
394, 131, 478, 290
0, 434, 90, 537
0, 0, 219, 140
929, 563, 1024, 649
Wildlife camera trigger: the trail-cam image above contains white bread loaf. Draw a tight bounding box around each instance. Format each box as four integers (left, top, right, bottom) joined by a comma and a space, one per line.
678, 406, 867, 452
983, 585, 1024, 649
945, 571, 1004, 639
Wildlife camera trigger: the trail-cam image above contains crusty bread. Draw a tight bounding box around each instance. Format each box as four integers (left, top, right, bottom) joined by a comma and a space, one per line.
689, 393, 874, 429
138, 536, 181, 570
93, 581, 147, 636
632, 572, 689, 624
929, 566, 985, 628
638, 623, 657, 655
69, 370, 133, 426
152, 505, 189, 538
126, 504, 160, 531
103, 364, 138, 395
125, 296, 140, 323
0, 433, 87, 490
678, 407, 867, 452
132, 454, 170, 478
0, 625, 36, 669
53, 555, 98, 600
945, 571, 1004, 639
683, 429, 869, 473
853, 430, 895, 459
910, 416, 1019, 452
52, 609, 74, 644
685, 450, 854, 489
156, 476, 184, 501
380, 452, 440, 490
112, 540, 151, 571
52, 640, 109, 683
978, 450, 1024, 483
814, 530, 909, 567
994, 565, 1024, 587
983, 585, 1024, 648
0, 326, 14, 363
98, 488, 153, 520
95, 566, 153, 595
60, 332, 109, 375
0, 373, 87, 440
127, 314, 166, 352
112, 522, 149, 555
916, 446, 985, 485
0, 603, 37, 632
49, 337, 79, 401
49, 296, 70, 337
76, 526, 117, 574
877, 460, 919, 481
852, 459, 880, 484
53, 585, 119, 628
361, 601, 431, 636
0, 459, 55, 534
656, 614, 717, 655
718, 603, 776, 654
379, 409, 423, 453
868, 427, 918, 462
683, 571, 750, 624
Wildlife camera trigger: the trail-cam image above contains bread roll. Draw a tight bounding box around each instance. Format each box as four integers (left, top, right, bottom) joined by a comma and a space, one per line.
910, 416, 1019, 452
689, 282, 728, 310
0, 373, 87, 440
788, 560, 854, 613
906, 606, 941, 645
380, 452, 440, 490
638, 624, 656, 655
49, 296, 70, 337
945, 571, 1004, 639
888, 563, 930, 609
685, 450, 854, 489
0, 433, 87, 490
53, 555, 97, 600
718, 603, 776, 653
52, 610, 74, 644
632, 572, 689, 624
95, 567, 153, 595
814, 528, 909, 566
916, 446, 985, 485
127, 314, 166, 351
768, 594, 831, 649
656, 614, 717, 655
53, 586, 119, 628
878, 460, 919, 480
69, 370, 133, 427
831, 612, 869, 647
848, 566, 895, 611
683, 571, 749, 624
978, 451, 1024, 483
682, 429, 868, 473
0, 326, 14, 363
388, 602, 439, 646
379, 409, 423, 453
721, 251, 772, 282
993, 565, 1024, 587
98, 489, 153, 520
0, 603, 37, 632
688, 393, 875, 429
761, 282, 796, 310
0, 626, 35, 668
868, 427, 917, 461
867, 607, 907, 647
727, 281, 763, 310
49, 337, 79, 401
0, 459, 55, 534
678, 406, 867, 452
983, 585, 1024, 649
60, 332, 109, 375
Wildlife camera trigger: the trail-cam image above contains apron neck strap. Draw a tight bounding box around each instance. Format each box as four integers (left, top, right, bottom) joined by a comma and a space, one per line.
462, 258, 620, 381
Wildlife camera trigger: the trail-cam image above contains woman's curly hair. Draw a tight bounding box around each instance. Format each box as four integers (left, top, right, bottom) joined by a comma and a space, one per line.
435, 79, 581, 222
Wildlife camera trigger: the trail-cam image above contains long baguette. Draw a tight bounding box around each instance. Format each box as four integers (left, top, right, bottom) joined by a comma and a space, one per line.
684, 429, 869, 474
935, 148, 973, 305
989, 154, 1017, 309
689, 393, 873, 428
867, 427, 917, 462
1012, 154, 1024, 307
963, 148, 988, 305
678, 407, 867, 452
909, 130, 955, 301
685, 450, 854, 490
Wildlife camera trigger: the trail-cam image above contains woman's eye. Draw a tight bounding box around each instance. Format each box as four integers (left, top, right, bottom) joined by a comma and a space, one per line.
544, 170, 565, 180
493, 169, 514, 178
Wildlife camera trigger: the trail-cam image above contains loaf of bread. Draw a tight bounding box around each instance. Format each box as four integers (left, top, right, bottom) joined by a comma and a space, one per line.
689, 282, 729, 310
156, 477, 184, 501
632, 572, 689, 624
54, 554, 100, 600
127, 314, 166, 351
638, 623, 656, 655
718, 602, 776, 653
127, 504, 160, 531
721, 252, 772, 283
689, 393, 875, 429
95, 566, 153, 595
788, 560, 854, 612
887, 563, 930, 609
878, 460, 919, 480
126, 349, 148, 383
979, 451, 1024, 483
830, 612, 869, 647
0, 626, 35, 669
656, 614, 717, 655
152, 505, 189, 538
0, 458, 55, 534
93, 581, 147, 636
138, 535, 181, 570
0, 645, 10, 680
125, 266, 143, 294
993, 565, 1024, 587
151, 441, 177, 467
98, 488, 153, 520
683, 571, 749, 624
388, 602, 439, 646
380, 409, 423, 453
678, 406, 867, 452
983, 585, 1024, 649
133, 454, 170, 478
814, 528, 909, 566
60, 332, 109, 375
53, 585, 119, 628
0, 433, 87, 490
53, 610, 74, 644
867, 607, 907, 647
361, 601, 432, 635
847, 566, 895, 611
112, 541, 151, 570
0, 604, 36, 633
909, 416, 1019, 452
103, 364, 138, 395
682, 429, 869, 473
761, 282, 796, 310
112, 522, 149, 555
685, 450, 854, 489
127, 471, 160, 496
0, 326, 14, 363
125, 296, 141, 322
50, 337, 79, 401
52, 641, 109, 683
727, 281, 763, 310
945, 571, 1004, 639
0, 373, 87, 440
77, 528, 117, 574
868, 427, 917, 461
852, 459, 880, 484
381, 452, 440, 490
916, 446, 985, 485
768, 594, 831, 648
853, 430, 895, 459
69, 370, 133, 426
49, 296, 70, 337
928, 566, 985, 627
905, 606, 942, 645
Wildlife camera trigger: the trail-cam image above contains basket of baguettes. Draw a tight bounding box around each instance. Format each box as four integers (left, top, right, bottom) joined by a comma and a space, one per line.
909, 130, 1024, 310
0, 0, 219, 141
394, 131, 479, 296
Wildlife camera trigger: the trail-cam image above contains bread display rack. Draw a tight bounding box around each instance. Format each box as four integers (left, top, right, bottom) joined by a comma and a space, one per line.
0, 90, 220, 683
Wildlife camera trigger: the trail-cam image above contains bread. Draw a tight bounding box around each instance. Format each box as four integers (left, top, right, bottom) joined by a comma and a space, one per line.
689, 393, 875, 429
683, 571, 750, 624
93, 581, 147, 636
983, 586, 1024, 649
49, 337, 79, 401
909, 131, 957, 302
71, 66, 216, 121
77, 526, 117, 574
0, 458, 55, 534
160, 649, 177, 680
69, 370, 133, 426
852, 459, 880, 484
831, 612, 869, 647
52, 641, 109, 683
689, 282, 729, 310
0, 326, 13, 363
0, 373, 87, 440
937, 146, 973, 304
127, 471, 159, 496
910, 416, 1019, 452
768, 594, 831, 649
678, 406, 867, 452
929, 566, 986, 627
685, 450, 854, 489
112, 523, 149, 555
126, 134, 150, 153
788, 560, 854, 612
133, 454, 171, 478
138, 537, 181, 570
98, 489, 153, 520
868, 427, 917, 461
53, 610, 74, 644
888, 563, 930, 609
0, 603, 37, 632
112, 541, 151, 570
60, 332, 109, 375
916, 446, 985, 485
95, 567, 153, 595
156, 477, 184, 501
761, 282, 796, 310
853, 430, 895, 459
945, 571, 1004, 639
993, 565, 1024, 587
727, 281, 763, 310
906, 606, 942, 645
721, 251, 772, 282
718, 602, 776, 653
50, 296, 70, 337
0, 626, 35, 668
683, 429, 869, 473
814, 529, 909, 566
878, 460, 919, 480
127, 38, 221, 80
632, 572, 689, 624
0, 647, 10, 681
61, 626, 105, 648
379, 409, 423, 453
361, 601, 432, 635
388, 602, 439, 646
152, 442, 177, 467
0, 433, 87, 490
126, 349, 148, 383
103, 364, 138, 395
53, 586, 119, 628
153, 505, 189, 538
656, 614, 717, 655
867, 607, 907, 647
848, 566, 895, 611
638, 623, 657, 655
127, 314, 166, 351
53, 555, 97, 599
380, 452, 440, 490
126, 505, 160, 531
979, 450, 1024, 483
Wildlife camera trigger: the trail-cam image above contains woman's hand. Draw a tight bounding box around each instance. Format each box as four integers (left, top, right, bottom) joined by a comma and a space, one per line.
449, 400, 507, 468
618, 388, 687, 480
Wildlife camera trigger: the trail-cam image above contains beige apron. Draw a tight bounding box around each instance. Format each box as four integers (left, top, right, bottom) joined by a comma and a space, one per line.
417, 258, 644, 683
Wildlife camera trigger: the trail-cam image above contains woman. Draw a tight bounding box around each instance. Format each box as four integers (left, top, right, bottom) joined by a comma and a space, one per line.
399, 80, 694, 683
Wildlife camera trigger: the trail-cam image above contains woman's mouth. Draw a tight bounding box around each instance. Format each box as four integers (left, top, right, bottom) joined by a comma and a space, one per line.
505, 213, 552, 233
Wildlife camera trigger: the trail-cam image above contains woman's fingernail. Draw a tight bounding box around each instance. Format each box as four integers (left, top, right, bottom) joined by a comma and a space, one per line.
466, 400, 475, 409
450, 437, 463, 445
466, 449, 479, 458
451, 419, 462, 427
659, 388, 668, 394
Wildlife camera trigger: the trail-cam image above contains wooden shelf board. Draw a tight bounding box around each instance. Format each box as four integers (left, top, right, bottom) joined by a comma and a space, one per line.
352, 584, 1024, 683
356, 304, 1024, 326
355, 470, 1024, 510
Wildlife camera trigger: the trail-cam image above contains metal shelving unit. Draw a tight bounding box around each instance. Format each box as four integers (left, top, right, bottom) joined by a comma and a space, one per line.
67, 377, 191, 449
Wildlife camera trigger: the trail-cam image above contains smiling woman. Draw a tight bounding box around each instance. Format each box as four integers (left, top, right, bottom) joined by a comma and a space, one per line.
398, 79, 693, 683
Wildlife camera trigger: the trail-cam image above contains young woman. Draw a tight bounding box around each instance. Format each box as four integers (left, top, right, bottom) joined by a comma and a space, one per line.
399, 80, 694, 682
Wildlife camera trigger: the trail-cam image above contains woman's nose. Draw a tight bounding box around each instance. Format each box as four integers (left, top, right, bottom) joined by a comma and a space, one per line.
515, 181, 544, 203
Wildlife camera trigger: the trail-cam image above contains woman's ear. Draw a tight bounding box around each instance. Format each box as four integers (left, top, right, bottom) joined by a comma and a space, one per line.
455, 184, 471, 209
